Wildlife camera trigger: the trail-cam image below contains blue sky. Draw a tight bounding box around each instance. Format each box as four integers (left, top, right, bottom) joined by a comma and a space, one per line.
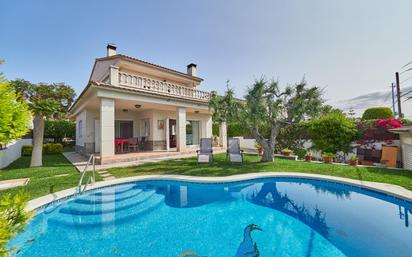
1, 0, 412, 106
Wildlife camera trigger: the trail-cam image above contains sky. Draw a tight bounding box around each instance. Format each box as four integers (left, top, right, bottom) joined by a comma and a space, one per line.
1, 0, 412, 115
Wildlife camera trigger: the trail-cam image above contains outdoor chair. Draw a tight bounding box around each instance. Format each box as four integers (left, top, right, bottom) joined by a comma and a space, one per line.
197, 138, 213, 164
227, 138, 244, 164
128, 137, 139, 152
139, 137, 147, 151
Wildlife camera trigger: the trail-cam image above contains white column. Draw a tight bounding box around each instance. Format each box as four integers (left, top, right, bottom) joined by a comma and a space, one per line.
176, 107, 186, 152
109, 65, 119, 86
205, 116, 213, 138
219, 121, 227, 149
100, 98, 115, 157
165, 118, 170, 151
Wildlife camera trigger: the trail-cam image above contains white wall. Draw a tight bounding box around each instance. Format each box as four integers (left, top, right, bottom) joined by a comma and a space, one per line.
0, 139, 32, 169
75, 110, 86, 146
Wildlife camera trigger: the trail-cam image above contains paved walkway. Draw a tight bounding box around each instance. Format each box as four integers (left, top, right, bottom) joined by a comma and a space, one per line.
63, 150, 225, 172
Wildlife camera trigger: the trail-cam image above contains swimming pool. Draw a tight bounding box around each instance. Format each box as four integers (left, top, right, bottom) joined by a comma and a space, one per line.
10, 177, 412, 257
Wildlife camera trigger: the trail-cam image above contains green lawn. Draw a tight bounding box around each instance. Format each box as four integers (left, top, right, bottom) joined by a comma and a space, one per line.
109, 153, 412, 191
0, 154, 101, 199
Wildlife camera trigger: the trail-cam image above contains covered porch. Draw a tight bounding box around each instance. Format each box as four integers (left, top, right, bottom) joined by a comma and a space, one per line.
73, 84, 227, 164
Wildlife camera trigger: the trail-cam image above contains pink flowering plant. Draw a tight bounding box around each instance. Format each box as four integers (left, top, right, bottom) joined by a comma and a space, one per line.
357, 118, 402, 150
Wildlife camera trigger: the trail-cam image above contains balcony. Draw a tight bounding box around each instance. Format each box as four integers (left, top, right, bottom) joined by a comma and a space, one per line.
118, 72, 210, 102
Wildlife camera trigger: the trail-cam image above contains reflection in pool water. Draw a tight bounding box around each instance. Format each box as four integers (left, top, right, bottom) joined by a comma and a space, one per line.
9, 178, 412, 257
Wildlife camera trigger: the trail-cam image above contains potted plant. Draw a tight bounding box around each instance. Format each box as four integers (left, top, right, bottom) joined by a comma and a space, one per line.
304, 151, 313, 162
281, 148, 293, 156
255, 143, 263, 156
349, 156, 359, 166
322, 152, 335, 164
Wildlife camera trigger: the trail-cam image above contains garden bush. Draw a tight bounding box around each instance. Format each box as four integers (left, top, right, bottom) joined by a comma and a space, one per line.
361, 107, 394, 120
44, 120, 75, 143
43, 143, 63, 154
307, 112, 359, 154
21, 143, 63, 156
21, 145, 33, 156
0, 191, 33, 257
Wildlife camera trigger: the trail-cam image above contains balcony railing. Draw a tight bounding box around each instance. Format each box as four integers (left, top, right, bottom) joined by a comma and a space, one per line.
118, 72, 210, 102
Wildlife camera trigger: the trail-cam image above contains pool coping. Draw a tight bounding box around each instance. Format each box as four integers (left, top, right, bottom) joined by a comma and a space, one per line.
26, 172, 412, 211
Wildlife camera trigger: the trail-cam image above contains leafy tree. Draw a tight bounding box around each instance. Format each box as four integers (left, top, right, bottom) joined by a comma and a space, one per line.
0, 62, 30, 147
11, 80, 75, 167
362, 107, 393, 120
211, 79, 323, 162
0, 191, 33, 257
44, 120, 75, 143
307, 112, 359, 154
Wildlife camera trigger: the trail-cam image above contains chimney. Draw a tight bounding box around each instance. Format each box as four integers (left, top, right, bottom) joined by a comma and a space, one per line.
107, 43, 117, 57
187, 63, 197, 77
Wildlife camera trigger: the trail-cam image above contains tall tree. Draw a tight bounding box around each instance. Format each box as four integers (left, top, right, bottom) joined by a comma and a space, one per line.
0, 61, 30, 147
211, 79, 323, 162
11, 80, 75, 167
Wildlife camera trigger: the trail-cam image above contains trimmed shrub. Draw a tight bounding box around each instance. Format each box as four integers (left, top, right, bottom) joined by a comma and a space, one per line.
21, 143, 63, 156
43, 143, 63, 154
361, 107, 394, 120
307, 112, 359, 154
21, 145, 33, 156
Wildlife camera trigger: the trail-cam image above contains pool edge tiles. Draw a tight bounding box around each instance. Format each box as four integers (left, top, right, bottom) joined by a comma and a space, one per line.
27, 172, 412, 212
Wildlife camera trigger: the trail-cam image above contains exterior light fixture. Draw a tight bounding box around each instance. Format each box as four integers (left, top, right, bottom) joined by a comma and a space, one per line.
134, 104, 142, 109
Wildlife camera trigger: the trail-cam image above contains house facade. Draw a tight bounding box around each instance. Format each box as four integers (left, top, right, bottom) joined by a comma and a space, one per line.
69, 44, 226, 163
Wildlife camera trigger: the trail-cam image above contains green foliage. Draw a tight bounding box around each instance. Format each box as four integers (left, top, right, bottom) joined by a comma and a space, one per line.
10, 80, 75, 118
361, 107, 393, 120
21, 145, 33, 156
0, 83, 30, 146
21, 143, 63, 156
43, 143, 63, 154
401, 118, 412, 125
209, 89, 241, 123
44, 120, 75, 143
0, 191, 33, 257
308, 113, 359, 154
227, 123, 251, 137
211, 79, 324, 162
321, 152, 336, 158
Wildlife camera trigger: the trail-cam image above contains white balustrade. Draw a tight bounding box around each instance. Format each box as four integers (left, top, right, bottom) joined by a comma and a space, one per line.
118, 72, 210, 101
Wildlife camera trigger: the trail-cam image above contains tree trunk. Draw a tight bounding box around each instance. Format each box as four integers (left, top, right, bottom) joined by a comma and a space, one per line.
31, 115, 44, 167
261, 143, 274, 162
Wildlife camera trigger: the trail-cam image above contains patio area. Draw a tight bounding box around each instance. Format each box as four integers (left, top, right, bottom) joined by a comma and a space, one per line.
64, 147, 226, 171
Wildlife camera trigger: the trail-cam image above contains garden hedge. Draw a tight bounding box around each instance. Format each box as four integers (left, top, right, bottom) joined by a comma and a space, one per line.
21, 143, 63, 156
361, 107, 394, 120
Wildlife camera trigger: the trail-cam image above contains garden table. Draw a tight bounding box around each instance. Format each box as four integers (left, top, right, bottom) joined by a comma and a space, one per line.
114, 138, 129, 153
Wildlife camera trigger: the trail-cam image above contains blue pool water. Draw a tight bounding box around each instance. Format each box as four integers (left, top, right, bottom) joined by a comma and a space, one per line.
9, 178, 412, 257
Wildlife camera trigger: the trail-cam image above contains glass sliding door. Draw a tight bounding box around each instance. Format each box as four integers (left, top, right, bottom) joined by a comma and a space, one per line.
186, 120, 200, 145
115, 120, 133, 139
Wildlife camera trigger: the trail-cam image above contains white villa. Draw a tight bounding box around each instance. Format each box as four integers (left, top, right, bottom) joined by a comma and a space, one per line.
69, 44, 226, 164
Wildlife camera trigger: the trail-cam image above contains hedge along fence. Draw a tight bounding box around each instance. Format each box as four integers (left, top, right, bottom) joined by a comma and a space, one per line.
21, 143, 63, 156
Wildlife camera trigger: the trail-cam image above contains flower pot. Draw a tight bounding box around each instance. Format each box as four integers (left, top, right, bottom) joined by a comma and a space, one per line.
349, 160, 358, 166
323, 157, 333, 164
258, 148, 263, 156
305, 155, 312, 162
282, 152, 291, 156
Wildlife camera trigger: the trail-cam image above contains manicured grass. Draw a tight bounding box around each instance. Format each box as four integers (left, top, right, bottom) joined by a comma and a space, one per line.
109, 153, 412, 191
0, 154, 101, 199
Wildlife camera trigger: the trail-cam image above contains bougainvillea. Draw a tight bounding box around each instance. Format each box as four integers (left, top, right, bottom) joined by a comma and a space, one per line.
357, 118, 403, 149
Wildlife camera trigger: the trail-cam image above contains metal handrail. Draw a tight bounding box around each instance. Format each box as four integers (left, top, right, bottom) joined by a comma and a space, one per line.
77, 154, 96, 193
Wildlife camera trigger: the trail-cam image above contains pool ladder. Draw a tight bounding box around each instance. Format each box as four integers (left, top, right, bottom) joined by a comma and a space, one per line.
77, 154, 96, 193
